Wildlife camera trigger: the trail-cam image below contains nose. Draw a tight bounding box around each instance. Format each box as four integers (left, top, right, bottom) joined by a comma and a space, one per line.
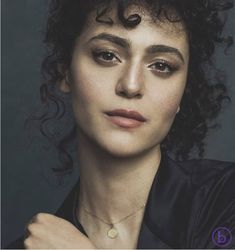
115, 62, 144, 99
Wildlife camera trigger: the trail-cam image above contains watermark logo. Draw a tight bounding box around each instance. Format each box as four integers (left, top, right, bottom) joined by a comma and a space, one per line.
212, 227, 232, 248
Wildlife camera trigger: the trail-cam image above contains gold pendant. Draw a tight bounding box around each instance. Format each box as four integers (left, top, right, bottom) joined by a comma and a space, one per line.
107, 226, 118, 239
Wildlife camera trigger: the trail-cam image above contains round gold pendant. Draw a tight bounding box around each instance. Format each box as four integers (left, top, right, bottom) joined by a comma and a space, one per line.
107, 227, 118, 239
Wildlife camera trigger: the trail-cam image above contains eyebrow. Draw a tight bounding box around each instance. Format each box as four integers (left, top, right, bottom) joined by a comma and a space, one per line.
88, 33, 131, 49
88, 32, 185, 63
146, 45, 185, 63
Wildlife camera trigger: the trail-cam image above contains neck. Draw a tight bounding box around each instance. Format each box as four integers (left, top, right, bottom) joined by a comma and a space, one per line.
76, 130, 161, 224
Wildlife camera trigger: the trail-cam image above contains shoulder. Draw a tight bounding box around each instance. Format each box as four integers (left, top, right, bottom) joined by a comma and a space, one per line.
172, 156, 235, 187
173, 157, 235, 248
175, 157, 235, 219
166, 155, 235, 194
167, 156, 235, 216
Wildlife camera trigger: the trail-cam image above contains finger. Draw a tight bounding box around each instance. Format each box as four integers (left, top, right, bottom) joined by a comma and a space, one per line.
24, 215, 37, 239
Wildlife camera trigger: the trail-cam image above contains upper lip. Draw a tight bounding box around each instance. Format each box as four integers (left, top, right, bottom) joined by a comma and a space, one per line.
105, 109, 147, 122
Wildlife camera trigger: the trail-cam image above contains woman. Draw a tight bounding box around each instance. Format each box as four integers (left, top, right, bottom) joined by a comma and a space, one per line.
7, 0, 235, 249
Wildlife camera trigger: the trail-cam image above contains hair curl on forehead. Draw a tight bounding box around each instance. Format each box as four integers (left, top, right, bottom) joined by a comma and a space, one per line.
27, 0, 233, 175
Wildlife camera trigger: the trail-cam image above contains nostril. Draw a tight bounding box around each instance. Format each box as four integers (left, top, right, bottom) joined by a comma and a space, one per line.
118, 90, 142, 99
133, 93, 143, 99
118, 91, 130, 98
116, 78, 144, 99
119, 91, 126, 97
135, 93, 142, 99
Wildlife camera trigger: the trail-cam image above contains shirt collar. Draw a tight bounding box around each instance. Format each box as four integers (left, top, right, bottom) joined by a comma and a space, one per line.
138, 152, 192, 248
56, 152, 192, 248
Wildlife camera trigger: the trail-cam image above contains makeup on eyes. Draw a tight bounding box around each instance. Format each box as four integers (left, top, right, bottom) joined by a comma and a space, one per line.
87, 41, 182, 76
91, 49, 122, 66
88, 40, 126, 56
147, 57, 181, 77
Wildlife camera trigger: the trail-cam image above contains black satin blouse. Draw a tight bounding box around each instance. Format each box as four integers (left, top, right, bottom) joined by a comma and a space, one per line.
6, 153, 235, 249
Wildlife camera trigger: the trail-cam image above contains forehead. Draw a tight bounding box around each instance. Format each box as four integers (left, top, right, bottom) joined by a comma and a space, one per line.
77, 4, 189, 54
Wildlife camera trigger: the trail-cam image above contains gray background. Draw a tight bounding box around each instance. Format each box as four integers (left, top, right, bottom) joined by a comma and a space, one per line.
1, 0, 235, 248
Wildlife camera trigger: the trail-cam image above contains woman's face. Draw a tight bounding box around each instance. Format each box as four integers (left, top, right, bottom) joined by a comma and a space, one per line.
60, 5, 189, 157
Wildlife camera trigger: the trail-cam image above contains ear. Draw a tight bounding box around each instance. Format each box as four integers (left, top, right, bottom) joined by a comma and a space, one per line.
59, 73, 71, 93
176, 106, 180, 114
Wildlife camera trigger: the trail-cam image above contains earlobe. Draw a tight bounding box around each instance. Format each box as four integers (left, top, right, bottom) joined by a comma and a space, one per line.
59, 74, 71, 93
57, 64, 72, 93
176, 106, 180, 114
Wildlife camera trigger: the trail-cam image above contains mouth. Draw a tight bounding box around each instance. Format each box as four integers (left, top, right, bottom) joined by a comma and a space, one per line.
104, 109, 147, 129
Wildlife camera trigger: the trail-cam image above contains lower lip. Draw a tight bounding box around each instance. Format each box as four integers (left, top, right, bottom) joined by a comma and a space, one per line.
105, 115, 145, 128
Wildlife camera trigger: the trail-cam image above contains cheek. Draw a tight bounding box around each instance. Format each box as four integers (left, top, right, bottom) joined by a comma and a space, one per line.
153, 73, 187, 119
150, 87, 184, 121
162, 95, 181, 118
70, 56, 116, 106
70, 63, 105, 107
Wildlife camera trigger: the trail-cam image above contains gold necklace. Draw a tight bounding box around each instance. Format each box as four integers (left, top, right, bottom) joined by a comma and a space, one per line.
81, 202, 146, 239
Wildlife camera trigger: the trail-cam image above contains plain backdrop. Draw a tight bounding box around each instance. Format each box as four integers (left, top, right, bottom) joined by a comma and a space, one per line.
1, 0, 235, 247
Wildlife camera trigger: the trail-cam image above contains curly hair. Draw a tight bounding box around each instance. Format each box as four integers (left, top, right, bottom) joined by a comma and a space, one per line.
27, 0, 233, 175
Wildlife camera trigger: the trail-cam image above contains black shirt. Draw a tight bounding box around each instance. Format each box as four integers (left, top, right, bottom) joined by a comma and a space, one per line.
6, 153, 235, 248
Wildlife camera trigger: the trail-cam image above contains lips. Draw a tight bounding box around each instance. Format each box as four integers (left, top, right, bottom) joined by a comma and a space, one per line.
105, 109, 147, 128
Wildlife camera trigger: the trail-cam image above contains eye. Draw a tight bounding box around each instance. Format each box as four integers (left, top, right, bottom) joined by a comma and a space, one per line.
92, 50, 121, 65
149, 60, 176, 76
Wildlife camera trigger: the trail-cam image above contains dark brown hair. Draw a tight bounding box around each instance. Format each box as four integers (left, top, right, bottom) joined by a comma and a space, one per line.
27, 0, 234, 175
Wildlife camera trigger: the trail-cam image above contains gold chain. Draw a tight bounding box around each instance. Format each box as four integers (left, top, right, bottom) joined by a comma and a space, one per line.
81, 202, 146, 226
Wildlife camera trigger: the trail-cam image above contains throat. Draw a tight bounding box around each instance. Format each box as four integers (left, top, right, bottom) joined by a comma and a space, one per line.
76, 201, 146, 249
77, 147, 161, 224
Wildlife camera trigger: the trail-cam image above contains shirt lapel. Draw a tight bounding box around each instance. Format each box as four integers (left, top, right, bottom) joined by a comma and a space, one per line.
56, 152, 192, 248
137, 152, 192, 248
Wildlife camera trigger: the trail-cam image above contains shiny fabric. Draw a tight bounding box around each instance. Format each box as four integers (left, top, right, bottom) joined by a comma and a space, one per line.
6, 153, 235, 249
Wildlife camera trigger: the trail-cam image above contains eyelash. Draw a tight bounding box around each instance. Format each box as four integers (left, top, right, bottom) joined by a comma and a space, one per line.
148, 60, 177, 76
91, 50, 121, 65
91, 49, 177, 76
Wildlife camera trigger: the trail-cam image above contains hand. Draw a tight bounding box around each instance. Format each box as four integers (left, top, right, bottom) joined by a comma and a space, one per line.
24, 213, 96, 249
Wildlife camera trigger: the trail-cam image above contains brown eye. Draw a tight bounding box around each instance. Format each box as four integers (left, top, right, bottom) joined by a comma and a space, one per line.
92, 50, 121, 65
150, 61, 172, 73
99, 52, 115, 61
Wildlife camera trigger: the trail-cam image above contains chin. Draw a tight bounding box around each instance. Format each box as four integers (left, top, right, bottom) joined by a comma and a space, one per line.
105, 146, 143, 158
78, 123, 165, 158
96, 135, 160, 159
